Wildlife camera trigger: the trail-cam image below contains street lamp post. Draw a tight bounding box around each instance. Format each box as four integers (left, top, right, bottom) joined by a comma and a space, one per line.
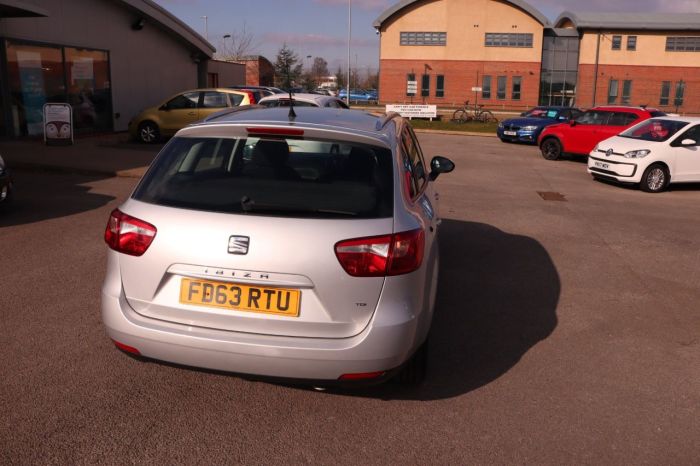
346, 0, 351, 106
223, 34, 231, 59
200, 16, 208, 41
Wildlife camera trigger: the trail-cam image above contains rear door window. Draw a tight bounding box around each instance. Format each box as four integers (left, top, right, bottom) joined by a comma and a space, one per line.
577, 111, 611, 125
201, 92, 229, 109
608, 112, 639, 126
401, 126, 428, 198
133, 136, 394, 219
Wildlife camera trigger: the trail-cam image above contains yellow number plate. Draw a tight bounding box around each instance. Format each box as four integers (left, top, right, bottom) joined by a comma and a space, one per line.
179, 278, 301, 317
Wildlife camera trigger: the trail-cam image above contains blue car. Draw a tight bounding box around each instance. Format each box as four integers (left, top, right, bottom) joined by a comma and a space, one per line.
338, 89, 377, 104
497, 106, 583, 144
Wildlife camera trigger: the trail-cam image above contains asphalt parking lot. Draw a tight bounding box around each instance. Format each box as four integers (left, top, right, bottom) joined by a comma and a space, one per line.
1, 134, 699, 464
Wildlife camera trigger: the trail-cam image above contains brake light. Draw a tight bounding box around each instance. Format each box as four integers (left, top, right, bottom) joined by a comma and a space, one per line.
246, 127, 304, 136
104, 209, 157, 256
245, 91, 256, 104
334, 229, 425, 277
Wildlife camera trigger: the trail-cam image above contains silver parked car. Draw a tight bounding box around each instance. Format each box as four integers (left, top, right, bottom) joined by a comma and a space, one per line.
102, 106, 454, 385
257, 93, 349, 109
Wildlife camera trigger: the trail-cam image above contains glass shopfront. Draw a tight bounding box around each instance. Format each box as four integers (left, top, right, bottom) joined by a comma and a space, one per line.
3, 39, 112, 137
539, 32, 580, 107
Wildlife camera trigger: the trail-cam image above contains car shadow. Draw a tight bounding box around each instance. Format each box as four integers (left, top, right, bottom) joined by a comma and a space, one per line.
323, 219, 560, 400
0, 169, 115, 227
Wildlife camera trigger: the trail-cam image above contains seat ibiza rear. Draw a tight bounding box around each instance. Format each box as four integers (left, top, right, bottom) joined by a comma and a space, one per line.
102, 107, 454, 385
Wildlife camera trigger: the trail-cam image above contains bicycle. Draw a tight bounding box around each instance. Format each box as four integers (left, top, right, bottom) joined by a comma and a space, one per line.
452, 100, 499, 124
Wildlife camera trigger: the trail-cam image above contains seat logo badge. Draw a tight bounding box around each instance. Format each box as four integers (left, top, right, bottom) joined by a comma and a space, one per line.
606, 149, 613, 157
228, 236, 250, 255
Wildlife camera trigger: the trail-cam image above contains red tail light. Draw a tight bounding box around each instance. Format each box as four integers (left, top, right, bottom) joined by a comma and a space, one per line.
334, 229, 425, 277
339, 371, 386, 381
112, 340, 141, 356
104, 209, 157, 256
245, 91, 256, 104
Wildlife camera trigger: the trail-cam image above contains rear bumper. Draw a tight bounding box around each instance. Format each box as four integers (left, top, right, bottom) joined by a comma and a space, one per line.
102, 288, 421, 382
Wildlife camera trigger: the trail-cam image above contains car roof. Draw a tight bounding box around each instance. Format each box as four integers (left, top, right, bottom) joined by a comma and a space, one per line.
590, 105, 661, 113
189, 107, 397, 145
258, 93, 339, 105
648, 115, 700, 123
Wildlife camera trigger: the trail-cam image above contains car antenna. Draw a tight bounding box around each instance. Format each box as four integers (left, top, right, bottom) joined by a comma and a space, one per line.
288, 88, 296, 120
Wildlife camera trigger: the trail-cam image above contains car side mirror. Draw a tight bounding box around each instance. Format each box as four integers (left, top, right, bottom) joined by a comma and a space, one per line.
429, 156, 455, 181
569, 120, 577, 127
681, 139, 697, 146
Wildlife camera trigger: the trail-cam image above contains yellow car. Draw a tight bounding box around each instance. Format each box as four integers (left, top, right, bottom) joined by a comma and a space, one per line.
129, 88, 254, 143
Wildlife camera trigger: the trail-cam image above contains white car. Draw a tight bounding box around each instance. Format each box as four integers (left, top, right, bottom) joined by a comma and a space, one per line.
258, 93, 349, 109
588, 116, 700, 193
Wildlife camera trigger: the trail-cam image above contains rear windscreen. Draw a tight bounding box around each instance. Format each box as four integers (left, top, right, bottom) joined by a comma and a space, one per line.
132, 136, 394, 219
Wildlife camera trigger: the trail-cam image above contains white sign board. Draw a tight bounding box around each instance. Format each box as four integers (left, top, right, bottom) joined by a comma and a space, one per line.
471, 87, 483, 92
43, 103, 73, 145
386, 104, 437, 119
406, 80, 418, 94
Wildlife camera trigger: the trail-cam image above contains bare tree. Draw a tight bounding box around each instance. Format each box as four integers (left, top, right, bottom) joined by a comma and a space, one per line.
217, 22, 259, 61
310, 57, 329, 85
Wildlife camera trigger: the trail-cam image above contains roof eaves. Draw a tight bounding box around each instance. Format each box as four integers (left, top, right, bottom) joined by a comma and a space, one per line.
118, 0, 215, 57
373, 0, 550, 29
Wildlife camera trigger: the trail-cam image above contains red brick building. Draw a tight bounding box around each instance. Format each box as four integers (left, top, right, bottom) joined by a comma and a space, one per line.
374, 1, 700, 114
236, 55, 275, 87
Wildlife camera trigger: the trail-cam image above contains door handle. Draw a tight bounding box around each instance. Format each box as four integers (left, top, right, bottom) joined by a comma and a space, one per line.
187, 111, 197, 116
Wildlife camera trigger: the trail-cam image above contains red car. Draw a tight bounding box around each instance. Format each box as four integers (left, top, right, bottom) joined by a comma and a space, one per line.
538, 106, 667, 160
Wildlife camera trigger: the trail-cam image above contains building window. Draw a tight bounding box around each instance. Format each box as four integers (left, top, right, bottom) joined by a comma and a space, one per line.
5, 40, 112, 137
666, 36, 700, 51
660, 81, 671, 106
612, 35, 622, 50
512, 76, 522, 100
627, 36, 637, 51
482, 76, 491, 99
436, 75, 444, 98
406, 73, 416, 97
674, 81, 686, 107
400, 32, 446, 46
484, 33, 533, 48
608, 79, 619, 104
497, 76, 506, 100
621, 80, 632, 105
421, 74, 430, 97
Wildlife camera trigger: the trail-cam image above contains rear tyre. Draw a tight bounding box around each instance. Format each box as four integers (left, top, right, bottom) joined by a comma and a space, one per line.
540, 138, 562, 161
640, 164, 670, 193
138, 121, 160, 144
396, 338, 428, 385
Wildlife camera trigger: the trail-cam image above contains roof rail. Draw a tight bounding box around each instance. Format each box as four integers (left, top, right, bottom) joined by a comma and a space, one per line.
202, 104, 261, 123
376, 112, 401, 131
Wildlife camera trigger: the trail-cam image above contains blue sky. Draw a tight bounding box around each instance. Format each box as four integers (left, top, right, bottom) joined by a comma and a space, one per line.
154, 0, 700, 74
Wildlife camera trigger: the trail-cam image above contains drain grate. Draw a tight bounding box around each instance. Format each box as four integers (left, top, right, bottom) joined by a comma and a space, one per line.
537, 191, 567, 202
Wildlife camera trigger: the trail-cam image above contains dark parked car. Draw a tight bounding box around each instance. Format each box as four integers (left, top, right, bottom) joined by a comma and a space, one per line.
0, 154, 13, 207
497, 106, 583, 144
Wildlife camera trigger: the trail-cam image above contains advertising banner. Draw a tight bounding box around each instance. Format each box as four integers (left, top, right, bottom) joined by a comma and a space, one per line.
43, 103, 74, 145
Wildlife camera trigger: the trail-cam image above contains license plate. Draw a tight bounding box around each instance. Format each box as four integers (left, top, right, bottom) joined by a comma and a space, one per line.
594, 161, 610, 170
504, 131, 517, 136
180, 278, 301, 317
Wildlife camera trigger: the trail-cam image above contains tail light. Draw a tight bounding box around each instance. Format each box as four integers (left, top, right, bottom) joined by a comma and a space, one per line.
104, 209, 157, 256
334, 229, 425, 277
112, 340, 141, 356
245, 91, 256, 104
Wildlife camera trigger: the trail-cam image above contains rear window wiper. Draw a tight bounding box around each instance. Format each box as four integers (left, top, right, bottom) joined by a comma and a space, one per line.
239, 196, 357, 217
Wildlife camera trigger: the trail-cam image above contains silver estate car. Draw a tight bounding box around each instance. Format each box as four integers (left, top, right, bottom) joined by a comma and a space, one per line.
102, 106, 454, 385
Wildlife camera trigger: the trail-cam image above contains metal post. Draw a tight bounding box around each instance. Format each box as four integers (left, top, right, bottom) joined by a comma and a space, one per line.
592, 30, 601, 107
347, 0, 351, 106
